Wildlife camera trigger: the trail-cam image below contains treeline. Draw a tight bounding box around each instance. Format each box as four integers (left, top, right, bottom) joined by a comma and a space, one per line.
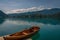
7, 12, 60, 19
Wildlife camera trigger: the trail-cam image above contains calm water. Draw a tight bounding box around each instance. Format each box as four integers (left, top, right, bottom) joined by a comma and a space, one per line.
0, 18, 60, 40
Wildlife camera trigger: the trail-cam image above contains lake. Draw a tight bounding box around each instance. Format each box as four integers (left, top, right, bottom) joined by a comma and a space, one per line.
0, 18, 60, 40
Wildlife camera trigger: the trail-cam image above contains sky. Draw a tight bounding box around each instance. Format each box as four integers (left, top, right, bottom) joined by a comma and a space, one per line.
0, 0, 60, 14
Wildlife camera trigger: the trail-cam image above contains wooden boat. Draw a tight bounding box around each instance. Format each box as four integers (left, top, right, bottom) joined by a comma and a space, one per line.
0, 26, 40, 40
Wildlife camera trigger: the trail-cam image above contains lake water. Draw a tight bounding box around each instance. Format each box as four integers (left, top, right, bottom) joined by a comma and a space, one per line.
0, 18, 60, 40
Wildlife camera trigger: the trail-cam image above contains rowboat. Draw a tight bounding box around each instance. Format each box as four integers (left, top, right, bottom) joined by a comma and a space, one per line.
0, 26, 40, 40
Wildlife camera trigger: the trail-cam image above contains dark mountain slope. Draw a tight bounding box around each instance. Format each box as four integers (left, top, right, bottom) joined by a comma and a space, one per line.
0, 10, 7, 18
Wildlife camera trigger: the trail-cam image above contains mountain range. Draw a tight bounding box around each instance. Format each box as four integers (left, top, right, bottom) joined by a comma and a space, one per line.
8, 8, 60, 18
0, 8, 60, 18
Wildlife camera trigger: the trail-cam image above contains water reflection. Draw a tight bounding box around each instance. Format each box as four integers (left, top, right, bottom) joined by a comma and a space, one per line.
8, 18, 60, 25
31, 32, 40, 40
0, 18, 60, 40
0, 18, 5, 25
25, 32, 40, 40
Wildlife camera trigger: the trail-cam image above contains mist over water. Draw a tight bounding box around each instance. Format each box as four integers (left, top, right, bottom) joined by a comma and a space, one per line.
0, 18, 60, 40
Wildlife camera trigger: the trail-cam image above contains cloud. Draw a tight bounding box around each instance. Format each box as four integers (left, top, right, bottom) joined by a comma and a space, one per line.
6, 6, 51, 14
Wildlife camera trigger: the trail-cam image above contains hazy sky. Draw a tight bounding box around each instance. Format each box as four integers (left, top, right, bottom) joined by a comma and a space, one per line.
0, 0, 60, 14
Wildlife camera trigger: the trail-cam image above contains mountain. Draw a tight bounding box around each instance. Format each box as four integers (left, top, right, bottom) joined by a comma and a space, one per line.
38, 8, 60, 14
8, 8, 60, 18
0, 10, 7, 18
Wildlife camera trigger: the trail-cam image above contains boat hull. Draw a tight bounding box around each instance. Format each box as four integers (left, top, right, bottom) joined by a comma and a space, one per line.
2, 26, 40, 40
